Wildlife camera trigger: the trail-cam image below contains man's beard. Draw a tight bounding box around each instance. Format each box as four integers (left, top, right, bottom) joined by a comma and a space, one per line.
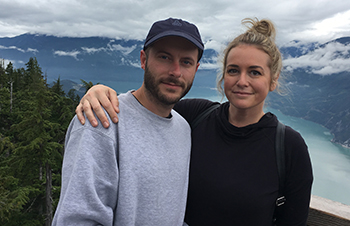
143, 64, 193, 106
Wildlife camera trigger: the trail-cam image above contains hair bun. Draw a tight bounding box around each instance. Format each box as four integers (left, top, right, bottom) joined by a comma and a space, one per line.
243, 18, 276, 41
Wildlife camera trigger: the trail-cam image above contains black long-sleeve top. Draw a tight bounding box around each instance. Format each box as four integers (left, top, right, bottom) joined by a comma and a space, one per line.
174, 98, 313, 226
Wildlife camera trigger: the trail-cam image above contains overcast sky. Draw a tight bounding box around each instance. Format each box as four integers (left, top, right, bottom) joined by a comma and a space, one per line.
2, 0, 350, 75
1, 0, 350, 49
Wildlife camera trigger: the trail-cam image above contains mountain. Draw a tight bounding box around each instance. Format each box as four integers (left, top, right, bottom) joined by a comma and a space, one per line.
0, 34, 145, 83
268, 70, 350, 147
275, 38, 350, 147
1, 33, 350, 148
0, 33, 217, 86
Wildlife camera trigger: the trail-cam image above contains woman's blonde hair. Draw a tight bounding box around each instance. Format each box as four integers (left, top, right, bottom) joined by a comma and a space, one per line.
217, 18, 283, 96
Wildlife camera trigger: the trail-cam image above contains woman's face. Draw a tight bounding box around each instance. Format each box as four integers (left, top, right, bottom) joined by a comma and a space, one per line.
224, 45, 276, 113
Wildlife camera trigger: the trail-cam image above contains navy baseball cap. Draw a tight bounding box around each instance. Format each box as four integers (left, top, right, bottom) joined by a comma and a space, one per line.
143, 18, 204, 61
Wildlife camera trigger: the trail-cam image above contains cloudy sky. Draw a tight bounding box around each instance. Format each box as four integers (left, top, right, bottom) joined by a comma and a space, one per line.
1, 0, 350, 48
1, 0, 350, 75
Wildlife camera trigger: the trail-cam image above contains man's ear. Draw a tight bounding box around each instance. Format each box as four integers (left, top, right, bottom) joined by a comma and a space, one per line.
195, 62, 200, 72
140, 50, 147, 70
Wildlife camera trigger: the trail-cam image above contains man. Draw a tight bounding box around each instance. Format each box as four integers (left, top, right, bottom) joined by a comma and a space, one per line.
52, 18, 204, 225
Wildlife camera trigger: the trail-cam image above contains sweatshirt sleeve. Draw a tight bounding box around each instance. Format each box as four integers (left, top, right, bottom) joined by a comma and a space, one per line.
52, 115, 119, 226
275, 126, 313, 226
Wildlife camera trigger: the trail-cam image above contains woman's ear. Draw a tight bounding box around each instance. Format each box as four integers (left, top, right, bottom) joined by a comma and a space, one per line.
270, 73, 280, 91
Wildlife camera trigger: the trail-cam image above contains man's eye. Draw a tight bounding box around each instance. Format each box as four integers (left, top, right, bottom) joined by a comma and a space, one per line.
183, 60, 192, 65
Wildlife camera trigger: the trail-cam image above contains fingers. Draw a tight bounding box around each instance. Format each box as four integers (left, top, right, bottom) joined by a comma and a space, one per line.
75, 84, 120, 128
107, 89, 119, 123
83, 91, 110, 128
76, 100, 100, 127
82, 96, 101, 127
75, 103, 86, 125
92, 92, 117, 127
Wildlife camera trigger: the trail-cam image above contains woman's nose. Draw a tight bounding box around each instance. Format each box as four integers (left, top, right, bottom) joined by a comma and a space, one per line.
236, 73, 249, 86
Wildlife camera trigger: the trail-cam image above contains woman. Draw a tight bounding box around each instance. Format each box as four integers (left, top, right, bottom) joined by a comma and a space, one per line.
76, 18, 313, 225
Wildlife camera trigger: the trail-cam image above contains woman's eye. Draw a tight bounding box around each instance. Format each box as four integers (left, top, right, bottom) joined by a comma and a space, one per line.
251, 70, 261, 76
227, 68, 238, 74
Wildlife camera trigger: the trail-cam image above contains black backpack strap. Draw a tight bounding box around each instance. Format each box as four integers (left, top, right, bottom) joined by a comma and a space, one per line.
190, 103, 220, 130
275, 121, 286, 207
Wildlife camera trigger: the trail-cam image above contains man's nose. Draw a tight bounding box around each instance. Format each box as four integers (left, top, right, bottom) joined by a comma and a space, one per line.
169, 61, 182, 78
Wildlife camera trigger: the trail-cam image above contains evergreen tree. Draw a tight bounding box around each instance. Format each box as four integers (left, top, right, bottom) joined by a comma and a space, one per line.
1, 58, 61, 225
0, 57, 93, 225
81, 79, 99, 93
12, 67, 26, 93
50, 77, 65, 97
0, 134, 33, 223
0, 62, 16, 133
49, 77, 77, 217
0, 59, 7, 88
67, 88, 80, 105
0, 87, 11, 134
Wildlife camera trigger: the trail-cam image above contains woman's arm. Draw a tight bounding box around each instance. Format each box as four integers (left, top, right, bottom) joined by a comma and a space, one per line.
276, 127, 313, 225
76, 84, 119, 128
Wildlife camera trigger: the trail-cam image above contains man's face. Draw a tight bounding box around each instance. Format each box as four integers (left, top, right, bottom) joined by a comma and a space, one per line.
141, 36, 200, 106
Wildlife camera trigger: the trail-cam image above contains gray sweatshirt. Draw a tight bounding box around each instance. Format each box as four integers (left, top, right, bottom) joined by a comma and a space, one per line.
52, 91, 191, 226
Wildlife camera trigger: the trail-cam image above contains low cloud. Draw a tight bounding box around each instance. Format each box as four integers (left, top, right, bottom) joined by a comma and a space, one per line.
284, 42, 350, 75
81, 47, 105, 54
52, 42, 138, 61
199, 54, 220, 70
81, 42, 138, 56
108, 43, 138, 55
129, 61, 140, 68
27, 48, 38, 53
54, 50, 81, 60
0, 45, 38, 53
199, 61, 219, 70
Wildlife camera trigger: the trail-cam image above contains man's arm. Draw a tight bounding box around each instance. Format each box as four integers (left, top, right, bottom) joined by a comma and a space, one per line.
76, 84, 119, 128
52, 116, 119, 225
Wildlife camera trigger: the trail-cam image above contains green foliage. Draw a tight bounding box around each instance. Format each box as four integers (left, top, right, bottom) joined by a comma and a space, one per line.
0, 57, 79, 225
81, 79, 99, 93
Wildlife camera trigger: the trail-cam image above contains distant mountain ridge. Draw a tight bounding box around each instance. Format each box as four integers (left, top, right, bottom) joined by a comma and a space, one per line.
0, 33, 217, 85
0, 33, 145, 83
1, 33, 350, 148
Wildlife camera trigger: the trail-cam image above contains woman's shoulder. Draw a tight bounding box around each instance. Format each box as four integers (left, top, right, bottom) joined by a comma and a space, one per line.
268, 113, 308, 151
282, 124, 311, 167
284, 124, 305, 144
175, 98, 215, 109
173, 98, 221, 123
267, 113, 305, 143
